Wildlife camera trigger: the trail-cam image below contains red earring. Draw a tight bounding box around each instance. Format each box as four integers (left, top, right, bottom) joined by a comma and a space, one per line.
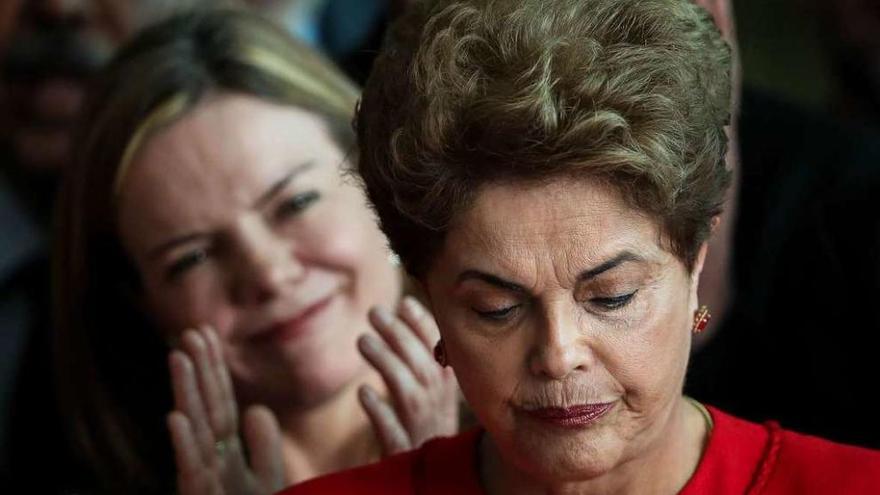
693, 305, 711, 334
433, 340, 448, 367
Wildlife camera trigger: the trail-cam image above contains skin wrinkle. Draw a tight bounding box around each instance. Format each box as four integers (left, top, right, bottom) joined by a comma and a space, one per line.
425, 177, 706, 494
356, 1, 729, 492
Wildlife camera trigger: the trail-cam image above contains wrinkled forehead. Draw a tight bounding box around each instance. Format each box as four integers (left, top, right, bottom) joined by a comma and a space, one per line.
437, 178, 669, 286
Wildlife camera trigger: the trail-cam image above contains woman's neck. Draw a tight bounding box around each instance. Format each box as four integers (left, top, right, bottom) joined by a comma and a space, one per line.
482, 396, 709, 495
275, 370, 386, 484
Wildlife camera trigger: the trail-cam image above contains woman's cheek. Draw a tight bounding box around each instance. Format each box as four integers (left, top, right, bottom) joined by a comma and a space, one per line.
296, 200, 376, 268
152, 271, 235, 339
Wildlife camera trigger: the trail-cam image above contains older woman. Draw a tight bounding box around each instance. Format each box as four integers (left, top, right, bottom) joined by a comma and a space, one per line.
55, 9, 457, 494
273, 0, 880, 493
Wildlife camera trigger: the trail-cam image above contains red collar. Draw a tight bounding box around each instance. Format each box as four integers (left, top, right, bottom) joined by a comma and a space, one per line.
412, 407, 779, 495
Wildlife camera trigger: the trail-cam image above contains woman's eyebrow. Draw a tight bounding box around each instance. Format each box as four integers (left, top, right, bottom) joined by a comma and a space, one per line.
577, 251, 646, 281
253, 160, 315, 208
455, 270, 528, 293
455, 251, 647, 292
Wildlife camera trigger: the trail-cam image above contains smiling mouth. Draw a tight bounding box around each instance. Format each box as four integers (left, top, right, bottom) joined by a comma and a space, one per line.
250, 294, 337, 345
523, 402, 615, 429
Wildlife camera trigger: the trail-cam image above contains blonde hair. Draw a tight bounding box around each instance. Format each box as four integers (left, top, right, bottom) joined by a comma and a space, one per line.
110, 12, 359, 196
358, 0, 732, 277
56, 8, 359, 493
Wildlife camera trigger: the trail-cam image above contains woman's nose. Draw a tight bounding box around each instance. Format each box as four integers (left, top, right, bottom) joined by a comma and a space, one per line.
231, 225, 305, 306
528, 309, 594, 380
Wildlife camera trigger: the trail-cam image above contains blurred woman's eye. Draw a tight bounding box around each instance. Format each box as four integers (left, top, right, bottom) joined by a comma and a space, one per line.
275, 190, 321, 221
166, 248, 210, 281
474, 305, 521, 322
590, 291, 637, 311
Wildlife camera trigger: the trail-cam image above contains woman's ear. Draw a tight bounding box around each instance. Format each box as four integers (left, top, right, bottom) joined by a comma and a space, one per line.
710, 214, 722, 233
689, 241, 711, 310
693, 241, 710, 282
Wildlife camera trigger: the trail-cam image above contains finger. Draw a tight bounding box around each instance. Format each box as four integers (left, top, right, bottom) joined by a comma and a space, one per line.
397, 296, 440, 349
167, 414, 222, 495
168, 411, 204, 478
369, 306, 439, 387
358, 385, 412, 455
200, 325, 239, 426
181, 330, 234, 440
169, 350, 217, 465
242, 405, 285, 491
358, 333, 426, 428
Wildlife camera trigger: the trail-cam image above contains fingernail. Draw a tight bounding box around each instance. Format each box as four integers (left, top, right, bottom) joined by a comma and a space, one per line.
188, 332, 207, 351
169, 350, 190, 371
372, 306, 394, 326
358, 333, 377, 352
402, 296, 420, 316
359, 385, 376, 402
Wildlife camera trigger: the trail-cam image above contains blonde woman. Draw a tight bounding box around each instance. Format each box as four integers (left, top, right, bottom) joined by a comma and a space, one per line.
56, 9, 457, 494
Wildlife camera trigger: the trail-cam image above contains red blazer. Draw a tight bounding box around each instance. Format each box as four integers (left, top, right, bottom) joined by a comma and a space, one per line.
279, 406, 880, 494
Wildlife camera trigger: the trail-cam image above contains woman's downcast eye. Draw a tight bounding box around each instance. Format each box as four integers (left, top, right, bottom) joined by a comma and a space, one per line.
472, 291, 637, 322
275, 190, 321, 221
474, 305, 521, 322
590, 291, 637, 310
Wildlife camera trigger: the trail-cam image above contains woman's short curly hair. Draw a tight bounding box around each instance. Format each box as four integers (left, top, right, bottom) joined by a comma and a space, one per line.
357, 0, 732, 277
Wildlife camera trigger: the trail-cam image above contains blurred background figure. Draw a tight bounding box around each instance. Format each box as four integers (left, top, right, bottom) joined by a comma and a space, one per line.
3, 2, 453, 492
0, 0, 204, 487
0, 0, 390, 489
0, 1, 133, 487
56, 10, 456, 493
1, 0, 122, 179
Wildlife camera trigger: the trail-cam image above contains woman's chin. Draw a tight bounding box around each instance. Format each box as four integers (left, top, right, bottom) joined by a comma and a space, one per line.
502, 423, 625, 482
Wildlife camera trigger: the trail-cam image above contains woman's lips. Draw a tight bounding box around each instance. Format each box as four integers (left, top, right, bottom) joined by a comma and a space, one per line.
524, 402, 615, 429
251, 295, 336, 345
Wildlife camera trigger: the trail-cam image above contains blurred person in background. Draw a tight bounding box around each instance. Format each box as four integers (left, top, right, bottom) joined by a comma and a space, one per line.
0, 0, 135, 487
57, 9, 456, 494
0, 0, 398, 489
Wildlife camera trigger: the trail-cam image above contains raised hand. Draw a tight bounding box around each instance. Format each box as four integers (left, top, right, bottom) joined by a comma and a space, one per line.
357, 296, 460, 455
167, 326, 285, 495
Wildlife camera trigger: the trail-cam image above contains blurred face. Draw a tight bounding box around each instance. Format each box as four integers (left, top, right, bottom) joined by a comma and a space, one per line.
0, 0, 204, 172
117, 92, 400, 407
425, 179, 704, 482
0, 0, 128, 171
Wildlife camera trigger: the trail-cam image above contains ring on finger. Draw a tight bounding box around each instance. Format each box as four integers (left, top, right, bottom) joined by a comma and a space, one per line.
215, 439, 229, 457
